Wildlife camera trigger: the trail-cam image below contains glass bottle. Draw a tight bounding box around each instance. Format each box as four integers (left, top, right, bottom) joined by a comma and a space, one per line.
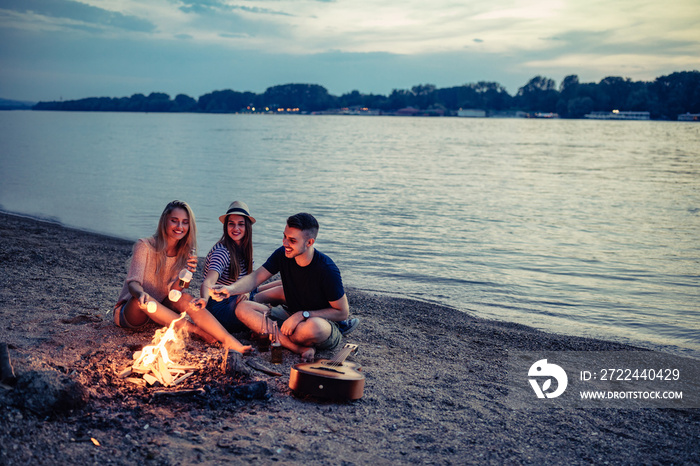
258, 312, 271, 352
270, 321, 283, 364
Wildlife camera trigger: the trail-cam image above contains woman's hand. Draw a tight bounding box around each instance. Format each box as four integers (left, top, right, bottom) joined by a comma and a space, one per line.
186, 253, 198, 273
210, 285, 231, 302
138, 292, 151, 309
189, 297, 207, 312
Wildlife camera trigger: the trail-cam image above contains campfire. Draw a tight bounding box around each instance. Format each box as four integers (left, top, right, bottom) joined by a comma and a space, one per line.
118, 313, 198, 387
114, 313, 269, 401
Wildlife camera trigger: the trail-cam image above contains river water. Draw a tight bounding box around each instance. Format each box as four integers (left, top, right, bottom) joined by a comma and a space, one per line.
1, 111, 698, 357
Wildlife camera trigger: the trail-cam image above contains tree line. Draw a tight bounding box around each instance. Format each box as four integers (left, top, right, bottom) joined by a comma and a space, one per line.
32, 71, 700, 120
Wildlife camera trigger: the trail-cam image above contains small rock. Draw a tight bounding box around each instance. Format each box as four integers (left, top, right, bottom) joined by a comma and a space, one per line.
230, 381, 267, 400
12, 370, 88, 416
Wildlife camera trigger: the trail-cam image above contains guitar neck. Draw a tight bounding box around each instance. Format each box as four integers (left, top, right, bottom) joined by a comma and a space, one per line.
329, 344, 358, 366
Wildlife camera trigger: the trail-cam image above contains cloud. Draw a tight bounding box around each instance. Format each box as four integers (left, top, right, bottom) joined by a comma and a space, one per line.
5, 1, 697, 57
174, 0, 293, 16
219, 31, 252, 39
1, 0, 698, 101
230, 5, 293, 16
0, 0, 156, 33
176, 0, 230, 14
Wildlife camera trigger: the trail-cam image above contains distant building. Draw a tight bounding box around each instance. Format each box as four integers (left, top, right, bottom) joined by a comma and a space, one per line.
678, 113, 700, 121
584, 110, 650, 120
532, 112, 559, 119
311, 106, 381, 116
396, 107, 420, 116
489, 110, 528, 118
347, 106, 381, 116
458, 109, 486, 118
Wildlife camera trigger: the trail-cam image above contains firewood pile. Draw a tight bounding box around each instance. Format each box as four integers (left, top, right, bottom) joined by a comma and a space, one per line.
117, 313, 198, 388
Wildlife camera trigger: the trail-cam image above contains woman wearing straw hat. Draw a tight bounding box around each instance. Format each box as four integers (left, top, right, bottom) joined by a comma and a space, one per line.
113, 200, 252, 354
194, 201, 272, 334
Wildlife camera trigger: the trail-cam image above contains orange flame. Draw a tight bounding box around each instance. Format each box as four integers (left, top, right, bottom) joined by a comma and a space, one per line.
133, 312, 186, 375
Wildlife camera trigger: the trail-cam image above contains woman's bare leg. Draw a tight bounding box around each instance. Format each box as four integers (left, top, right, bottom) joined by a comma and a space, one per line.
170, 294, 251, 353
253, 283, 285, 305
119, 296, 217, 344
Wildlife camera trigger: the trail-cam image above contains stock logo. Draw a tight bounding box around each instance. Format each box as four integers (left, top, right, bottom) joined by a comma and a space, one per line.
528, 359, 568, 399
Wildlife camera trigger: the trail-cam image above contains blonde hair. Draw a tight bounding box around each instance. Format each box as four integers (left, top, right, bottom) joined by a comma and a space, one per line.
153, 200, 197, 276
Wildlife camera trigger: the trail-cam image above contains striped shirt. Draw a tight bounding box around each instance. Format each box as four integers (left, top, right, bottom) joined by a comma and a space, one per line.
203, 242, 249, 286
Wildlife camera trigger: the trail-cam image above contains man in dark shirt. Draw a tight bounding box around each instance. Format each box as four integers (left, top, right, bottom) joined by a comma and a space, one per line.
211, 213, 356, 361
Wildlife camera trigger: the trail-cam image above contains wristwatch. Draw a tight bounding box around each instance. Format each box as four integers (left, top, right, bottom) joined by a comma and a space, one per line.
302, 311, 310, 320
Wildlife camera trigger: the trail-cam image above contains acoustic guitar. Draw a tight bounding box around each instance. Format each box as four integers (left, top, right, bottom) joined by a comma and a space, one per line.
289, 343, 365, 400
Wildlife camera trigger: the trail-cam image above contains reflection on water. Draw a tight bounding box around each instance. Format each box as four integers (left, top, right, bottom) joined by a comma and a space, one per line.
1, 111, 699, 357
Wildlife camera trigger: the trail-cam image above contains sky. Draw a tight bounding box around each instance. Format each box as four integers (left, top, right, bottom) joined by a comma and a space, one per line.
1, 0, 699, 102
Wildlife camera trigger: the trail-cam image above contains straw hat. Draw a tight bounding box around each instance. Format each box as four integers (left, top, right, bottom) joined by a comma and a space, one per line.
218, 201, 256, 224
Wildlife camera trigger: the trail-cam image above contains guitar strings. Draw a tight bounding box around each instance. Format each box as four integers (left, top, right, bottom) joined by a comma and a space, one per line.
326, 347, 353, 367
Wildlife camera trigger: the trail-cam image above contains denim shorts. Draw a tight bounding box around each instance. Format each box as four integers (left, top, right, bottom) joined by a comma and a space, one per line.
113, 301, 149, 329
206, 296, 247, 333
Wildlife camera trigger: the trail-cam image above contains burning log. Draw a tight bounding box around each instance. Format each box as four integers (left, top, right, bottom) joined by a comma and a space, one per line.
125, 377, 146, 386
246, 359, 282, 377
222, 349, 244, 375
152, 388, 206, 398
143, 374, 159, 386
168, 364, 199, 371
125, 357, 198, 387
120, 313, 200, 387
173, 372, 194, 385
221, 347, 229, 373
157, 358, 173, 386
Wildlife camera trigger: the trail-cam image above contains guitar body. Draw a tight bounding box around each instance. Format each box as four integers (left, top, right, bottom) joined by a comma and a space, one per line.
289, 344, 365, 400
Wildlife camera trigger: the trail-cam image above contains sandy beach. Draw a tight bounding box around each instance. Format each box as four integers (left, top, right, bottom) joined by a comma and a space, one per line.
0, 210, 698, 465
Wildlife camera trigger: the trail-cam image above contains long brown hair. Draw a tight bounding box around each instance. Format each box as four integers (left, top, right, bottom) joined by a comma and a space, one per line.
219, 214, 253, 281
153, 200, 197, 277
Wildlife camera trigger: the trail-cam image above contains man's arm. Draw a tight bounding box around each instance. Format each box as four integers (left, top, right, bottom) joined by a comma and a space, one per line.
210, 266, 272, 301
279, 294, 349, 337
306, 294, 349, 322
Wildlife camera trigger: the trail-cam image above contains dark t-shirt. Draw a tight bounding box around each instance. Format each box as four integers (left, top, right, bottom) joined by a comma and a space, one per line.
262, 246, 345, 313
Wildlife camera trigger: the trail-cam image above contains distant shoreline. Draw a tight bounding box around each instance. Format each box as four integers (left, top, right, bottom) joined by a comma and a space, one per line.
16, 70, 700, 120
7, 107, 699, 122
